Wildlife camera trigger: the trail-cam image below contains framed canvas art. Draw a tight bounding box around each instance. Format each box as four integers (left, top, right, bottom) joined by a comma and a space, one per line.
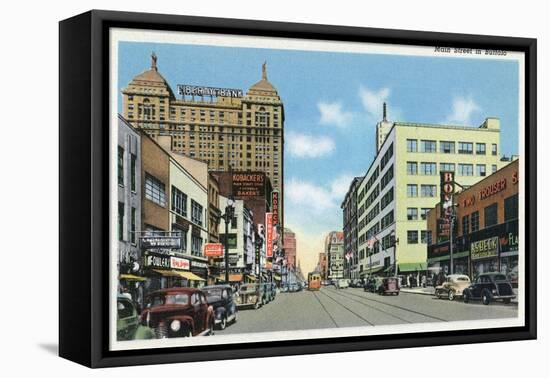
59, 10, 536, 368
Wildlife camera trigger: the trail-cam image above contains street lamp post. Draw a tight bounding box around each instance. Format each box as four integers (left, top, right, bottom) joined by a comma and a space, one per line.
222, 198, 235, 284
390, 229, 399, 277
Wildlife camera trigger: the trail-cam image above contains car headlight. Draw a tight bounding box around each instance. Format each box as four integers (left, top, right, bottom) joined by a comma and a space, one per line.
492, 289, 497, 295
170, 320, 181, 332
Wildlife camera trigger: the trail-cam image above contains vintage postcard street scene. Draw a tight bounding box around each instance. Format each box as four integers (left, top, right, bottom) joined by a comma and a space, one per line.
112, 33, 522, 346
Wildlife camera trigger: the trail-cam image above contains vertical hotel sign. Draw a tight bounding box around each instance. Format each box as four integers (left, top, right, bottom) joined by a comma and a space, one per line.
438, 171, 455, 240
266, 212, 273, 258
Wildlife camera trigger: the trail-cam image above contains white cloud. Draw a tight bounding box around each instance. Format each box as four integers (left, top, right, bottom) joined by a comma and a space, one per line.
287, 132, 335, 158
359, 86, 390, 119
444, 96, 481, 125
286, 174, 357, 214
318, 101, 353, 128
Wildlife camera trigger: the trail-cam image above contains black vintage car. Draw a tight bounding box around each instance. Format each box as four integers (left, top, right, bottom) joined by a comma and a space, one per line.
202, 285, 238, 330
463, 273, 516, 305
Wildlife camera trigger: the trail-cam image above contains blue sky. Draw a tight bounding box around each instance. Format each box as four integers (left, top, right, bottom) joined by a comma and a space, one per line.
118, 41, 519, 272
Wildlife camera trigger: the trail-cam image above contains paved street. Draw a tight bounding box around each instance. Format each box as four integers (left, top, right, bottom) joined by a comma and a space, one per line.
218, 286, 518, 335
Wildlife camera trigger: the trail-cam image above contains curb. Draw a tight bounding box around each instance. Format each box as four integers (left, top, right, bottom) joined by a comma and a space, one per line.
400, 289, 434, 296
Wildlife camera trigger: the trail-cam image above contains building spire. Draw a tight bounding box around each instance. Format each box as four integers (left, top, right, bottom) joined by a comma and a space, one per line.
262, 61, 267, 80
151, 52, 158, 71
383, 102, 387, 122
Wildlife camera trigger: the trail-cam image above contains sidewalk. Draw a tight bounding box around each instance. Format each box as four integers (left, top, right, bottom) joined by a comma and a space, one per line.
400, 287, 434, 296
401, 286, 519, 304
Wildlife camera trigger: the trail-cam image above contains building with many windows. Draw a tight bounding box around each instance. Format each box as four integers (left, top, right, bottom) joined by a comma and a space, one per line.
427, 159, 519, 284
283, 228, 297, 270
140, 130, 209, 289
117, 115, 143, 303
217, 196, 255, 283
122, 54, 284, 228
354, 104, 508, 279
341, 177, 362, 279
325, 231, 344, 280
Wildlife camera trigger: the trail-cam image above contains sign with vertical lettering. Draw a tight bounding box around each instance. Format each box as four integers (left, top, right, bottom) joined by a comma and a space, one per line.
271, 191, 279, 226
266, 212, 273, 258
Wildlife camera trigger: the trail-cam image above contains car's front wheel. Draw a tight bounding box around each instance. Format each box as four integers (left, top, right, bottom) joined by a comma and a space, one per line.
503, 298, 512, 304
463, 291, 470, 303
448, 290, 455, 301
481, 290, 492, 305
219, 316, 227, 330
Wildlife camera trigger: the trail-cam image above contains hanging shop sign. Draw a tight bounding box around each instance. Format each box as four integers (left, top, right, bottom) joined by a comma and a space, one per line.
440, 171, 455, 214
272, 191, 280, 225
266, 213, 273, 258
140, 236, 181, 250
204, 243, 224, 257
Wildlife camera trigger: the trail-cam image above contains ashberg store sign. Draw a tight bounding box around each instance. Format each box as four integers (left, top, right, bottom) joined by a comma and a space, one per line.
178, 84, 243, 98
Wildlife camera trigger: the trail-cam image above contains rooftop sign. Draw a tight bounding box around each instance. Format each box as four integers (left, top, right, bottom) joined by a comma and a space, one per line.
178, 84, 243, 98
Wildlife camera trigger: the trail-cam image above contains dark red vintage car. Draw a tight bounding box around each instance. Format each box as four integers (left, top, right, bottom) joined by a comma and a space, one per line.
141, 287, 215, 338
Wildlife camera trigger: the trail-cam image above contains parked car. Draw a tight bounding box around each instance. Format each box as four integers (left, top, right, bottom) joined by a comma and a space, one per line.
336, 279, 349, 289
235, 283, 265, 309
377, 277, 400, 295
117, 295, 155, 341
141, 288, 215, 338
435, 274, 471, 301
364, 276, 383, 293
463, 273, 516, 305
280, 285, 289, 293
202, 285, 238, 330
288, 283, 300, 292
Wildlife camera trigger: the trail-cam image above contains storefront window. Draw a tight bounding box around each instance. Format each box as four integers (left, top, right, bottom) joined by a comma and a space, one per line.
472, 258, 499, 280
500, 255, 518, 287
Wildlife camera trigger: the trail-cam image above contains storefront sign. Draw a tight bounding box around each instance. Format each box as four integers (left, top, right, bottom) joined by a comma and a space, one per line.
140, 236, 181, 250
232, 172, 266, 197
266, 213, 273, 258
144, 252, 171, 269
479, 178, 507, 200
272, 191, 280, 225
170, 256, 190, 270
471, 236, 499, 260
177, 84, 243, 98
204, 243, 223, 257
191, 261, 208, 269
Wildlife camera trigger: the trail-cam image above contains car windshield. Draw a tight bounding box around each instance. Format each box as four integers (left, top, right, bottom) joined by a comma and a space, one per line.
147, 293, 189, 307
493, 274, 508, 281
117, 300, 134, 319
204, 289, 223, 301
455, 277, 470, 282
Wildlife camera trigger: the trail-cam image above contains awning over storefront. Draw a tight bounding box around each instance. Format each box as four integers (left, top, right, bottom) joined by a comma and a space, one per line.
398, 262, 428, 272
427, 251, 470, 263
176, 271, 206, 281
152, 269, 205, 281
119, 274, 147, 282
152, 269, 182, 277
246, 275, 257, 281
360, 266, 385, 276
217, 274, 243, 282
273, 275, 281, 281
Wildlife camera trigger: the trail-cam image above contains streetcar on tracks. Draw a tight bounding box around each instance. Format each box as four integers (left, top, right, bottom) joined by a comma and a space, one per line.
308, 272, 321, 291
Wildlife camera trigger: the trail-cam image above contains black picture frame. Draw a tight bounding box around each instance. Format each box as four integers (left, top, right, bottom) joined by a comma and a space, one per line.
59, 9, 537, 368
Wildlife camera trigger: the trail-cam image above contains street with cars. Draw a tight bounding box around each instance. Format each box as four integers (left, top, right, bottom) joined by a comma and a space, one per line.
117, 275, 517, 340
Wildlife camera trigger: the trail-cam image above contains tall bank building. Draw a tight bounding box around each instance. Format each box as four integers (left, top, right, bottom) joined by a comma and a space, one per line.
351, 105, 512, 279
121, 54, 284, 224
